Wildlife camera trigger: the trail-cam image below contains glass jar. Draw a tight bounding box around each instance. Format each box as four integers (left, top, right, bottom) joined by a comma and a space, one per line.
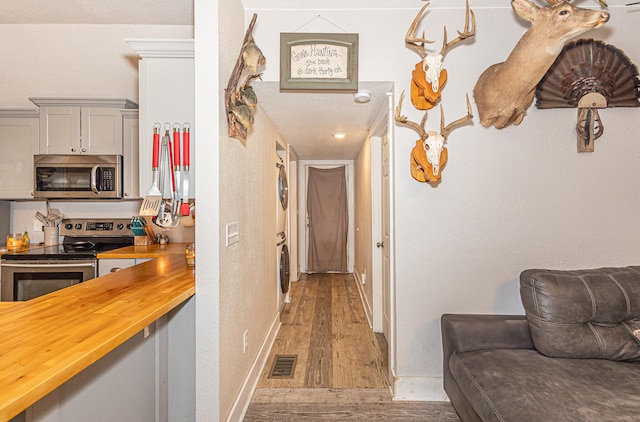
185, 243, 195, 267
6, 233, 23, 250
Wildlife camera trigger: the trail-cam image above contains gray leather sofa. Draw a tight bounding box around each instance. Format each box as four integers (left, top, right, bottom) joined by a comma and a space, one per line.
441, 266, 640, 422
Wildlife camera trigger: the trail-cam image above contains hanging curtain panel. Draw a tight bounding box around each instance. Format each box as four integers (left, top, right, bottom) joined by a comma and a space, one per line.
307, 166, 348, 273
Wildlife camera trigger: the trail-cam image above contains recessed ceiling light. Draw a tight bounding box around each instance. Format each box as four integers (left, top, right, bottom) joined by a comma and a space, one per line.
333, 133, 347, 139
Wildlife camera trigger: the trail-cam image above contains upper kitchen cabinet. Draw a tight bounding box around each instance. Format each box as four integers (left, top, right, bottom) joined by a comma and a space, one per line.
126, 39, 194, 199
30, 98, 138, 155
0, 110, 39, 199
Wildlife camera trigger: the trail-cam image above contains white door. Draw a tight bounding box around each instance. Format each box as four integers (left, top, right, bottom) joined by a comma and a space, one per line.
381, 130, 391, 342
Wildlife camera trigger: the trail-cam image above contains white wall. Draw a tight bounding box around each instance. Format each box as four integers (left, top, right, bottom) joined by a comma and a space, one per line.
354, 136, 374, 323
245, 0, 640, 399
0, 25, 192, 109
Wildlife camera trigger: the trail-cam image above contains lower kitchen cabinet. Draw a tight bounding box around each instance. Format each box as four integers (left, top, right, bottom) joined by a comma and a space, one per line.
98, 258, 150, 277
0, 110, 39, 199
22, 297, 195, 422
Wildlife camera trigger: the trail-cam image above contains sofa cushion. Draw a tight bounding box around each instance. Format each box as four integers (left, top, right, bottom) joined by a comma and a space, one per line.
450, 348, 640, 422
520, 266, 640, 360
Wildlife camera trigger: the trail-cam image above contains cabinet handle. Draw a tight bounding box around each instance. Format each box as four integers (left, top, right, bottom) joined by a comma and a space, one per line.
110, 267, 123, 272
71, 147, 77, 152
81, 148, 87, 153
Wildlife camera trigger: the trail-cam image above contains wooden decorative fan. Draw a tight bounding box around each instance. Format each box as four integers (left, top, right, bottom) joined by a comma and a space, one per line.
536, 39, 640, 152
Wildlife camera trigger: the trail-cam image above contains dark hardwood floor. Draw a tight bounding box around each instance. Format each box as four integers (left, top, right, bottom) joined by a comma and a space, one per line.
244, 273, 461, 421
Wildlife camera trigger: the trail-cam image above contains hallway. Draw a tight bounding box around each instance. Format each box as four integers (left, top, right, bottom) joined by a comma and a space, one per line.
244, 274, 460, 421
258, 273, 388, 389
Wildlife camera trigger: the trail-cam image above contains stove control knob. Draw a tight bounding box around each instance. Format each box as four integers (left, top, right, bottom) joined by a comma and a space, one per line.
64, 223, 73, 230
75, 223, 83, 230
116, 223, 124, 230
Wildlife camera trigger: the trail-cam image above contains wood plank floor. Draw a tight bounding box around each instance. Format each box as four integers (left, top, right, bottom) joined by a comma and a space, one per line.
245, 273, 461, 421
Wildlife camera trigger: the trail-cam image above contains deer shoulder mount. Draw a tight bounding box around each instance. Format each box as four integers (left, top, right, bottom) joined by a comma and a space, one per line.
395, 91, 473, 184
473, 0, 609, 129
406, 0, 476, 110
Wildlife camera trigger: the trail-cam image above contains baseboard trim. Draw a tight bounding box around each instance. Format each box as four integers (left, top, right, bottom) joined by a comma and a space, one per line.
352, 271, 373, 328
393, 376, 448, 401
226, 314, 281, 422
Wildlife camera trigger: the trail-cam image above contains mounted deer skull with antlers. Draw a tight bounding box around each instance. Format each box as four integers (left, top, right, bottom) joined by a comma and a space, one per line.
473, 0, 609, 129
396, 91, 473, 184
406, 0, 476, 110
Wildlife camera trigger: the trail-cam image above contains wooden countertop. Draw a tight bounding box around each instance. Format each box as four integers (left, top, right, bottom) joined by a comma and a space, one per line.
0, 247, 195, 421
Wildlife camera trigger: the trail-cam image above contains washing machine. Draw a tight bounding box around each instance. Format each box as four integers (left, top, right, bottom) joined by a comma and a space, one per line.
276, 153, 290, 309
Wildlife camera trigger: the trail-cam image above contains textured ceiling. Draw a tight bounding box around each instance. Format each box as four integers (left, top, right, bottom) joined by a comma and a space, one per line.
254, 81, 392, 160
0, 0, 193, 24
1, 1, 392, 160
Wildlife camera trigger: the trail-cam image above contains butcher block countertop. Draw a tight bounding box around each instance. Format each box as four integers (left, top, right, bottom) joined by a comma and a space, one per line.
0, 245, 195, 421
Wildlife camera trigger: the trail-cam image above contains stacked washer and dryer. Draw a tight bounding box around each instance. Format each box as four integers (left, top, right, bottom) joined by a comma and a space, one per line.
275, 153, 290, 310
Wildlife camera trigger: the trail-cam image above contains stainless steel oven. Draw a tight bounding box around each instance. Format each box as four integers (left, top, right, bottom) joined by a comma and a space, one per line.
34, 154, 123, 199
1, 259, 96, 301
1, 218, 133, 302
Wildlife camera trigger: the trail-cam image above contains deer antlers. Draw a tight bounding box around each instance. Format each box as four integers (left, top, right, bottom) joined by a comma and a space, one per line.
405, 0, 475, 110
396, 91, 473, 184
405, 0, 476, 60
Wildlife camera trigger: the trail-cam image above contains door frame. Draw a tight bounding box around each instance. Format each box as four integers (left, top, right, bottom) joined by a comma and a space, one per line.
298, 160, 355, 274
371, 90, 397, 383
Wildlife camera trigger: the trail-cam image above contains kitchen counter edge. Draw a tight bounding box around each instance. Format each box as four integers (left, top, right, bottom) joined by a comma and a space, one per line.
0, 245, 194, 420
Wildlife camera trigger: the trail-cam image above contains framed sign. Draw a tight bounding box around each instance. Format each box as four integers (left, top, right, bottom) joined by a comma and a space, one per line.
280, 33, 358, 92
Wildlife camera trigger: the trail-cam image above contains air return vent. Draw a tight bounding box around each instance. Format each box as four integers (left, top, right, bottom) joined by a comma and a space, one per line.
268, 355, 297, 379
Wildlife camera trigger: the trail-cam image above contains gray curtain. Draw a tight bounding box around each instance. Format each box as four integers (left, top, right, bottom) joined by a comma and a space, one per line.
307, 166, 348, 273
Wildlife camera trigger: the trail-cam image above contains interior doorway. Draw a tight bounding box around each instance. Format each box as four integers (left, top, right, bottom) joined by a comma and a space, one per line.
299, 161, 355, 274
307, 165, 349, 273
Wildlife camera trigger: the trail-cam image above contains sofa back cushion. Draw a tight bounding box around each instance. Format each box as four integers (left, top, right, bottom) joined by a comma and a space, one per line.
520, 266, 640, 360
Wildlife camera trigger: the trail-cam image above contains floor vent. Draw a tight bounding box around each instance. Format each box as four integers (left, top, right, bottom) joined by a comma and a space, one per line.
268, 354, 297, 379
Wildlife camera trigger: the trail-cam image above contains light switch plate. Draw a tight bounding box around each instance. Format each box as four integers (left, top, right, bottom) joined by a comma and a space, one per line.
226, 222, 239, 246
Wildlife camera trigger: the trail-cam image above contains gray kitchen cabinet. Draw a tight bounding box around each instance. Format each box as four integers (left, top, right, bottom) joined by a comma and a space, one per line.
98, 258, 151, 277
0, 110, 39, 199
30, 98, 137, 155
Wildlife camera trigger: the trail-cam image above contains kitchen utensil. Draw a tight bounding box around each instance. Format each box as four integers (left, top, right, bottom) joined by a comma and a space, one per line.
139, 123, 163, 217
180, 123, 191, 217
156, 126, 175, 228
35, 211, 47, 226
173, 123, 182, 218
141, 218, 156, 244
130, 216, 147, 236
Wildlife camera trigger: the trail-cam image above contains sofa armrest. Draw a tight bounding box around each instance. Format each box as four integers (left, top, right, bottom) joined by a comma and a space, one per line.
441, 314, 534, 357
441, 314, 534, 421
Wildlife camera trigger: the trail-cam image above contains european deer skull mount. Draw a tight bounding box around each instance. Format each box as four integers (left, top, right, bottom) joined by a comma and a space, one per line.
406, 0, 476, 110
395, 91, 473, 184
473, 0, 609, 129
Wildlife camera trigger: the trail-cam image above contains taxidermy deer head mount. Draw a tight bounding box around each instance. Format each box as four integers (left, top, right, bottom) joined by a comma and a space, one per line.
473, 0, 609, 129
396, 91, 473, 184
406, 0, 475, 110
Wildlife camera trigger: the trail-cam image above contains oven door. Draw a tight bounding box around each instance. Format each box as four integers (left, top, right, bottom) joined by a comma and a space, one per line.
1, 259, 96, 301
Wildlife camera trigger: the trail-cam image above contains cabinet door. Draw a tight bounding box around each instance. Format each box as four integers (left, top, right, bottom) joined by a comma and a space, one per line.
39, 106, 81, 154
97, 258, 136, 277
82, 107, 123, 155
0, 115, 39, 199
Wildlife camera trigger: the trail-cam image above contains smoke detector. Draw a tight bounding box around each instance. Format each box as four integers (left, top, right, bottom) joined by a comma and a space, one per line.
353, 90, 371, 103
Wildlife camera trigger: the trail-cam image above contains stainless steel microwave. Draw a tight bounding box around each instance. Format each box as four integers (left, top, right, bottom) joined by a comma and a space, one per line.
34, 154, 123, 199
